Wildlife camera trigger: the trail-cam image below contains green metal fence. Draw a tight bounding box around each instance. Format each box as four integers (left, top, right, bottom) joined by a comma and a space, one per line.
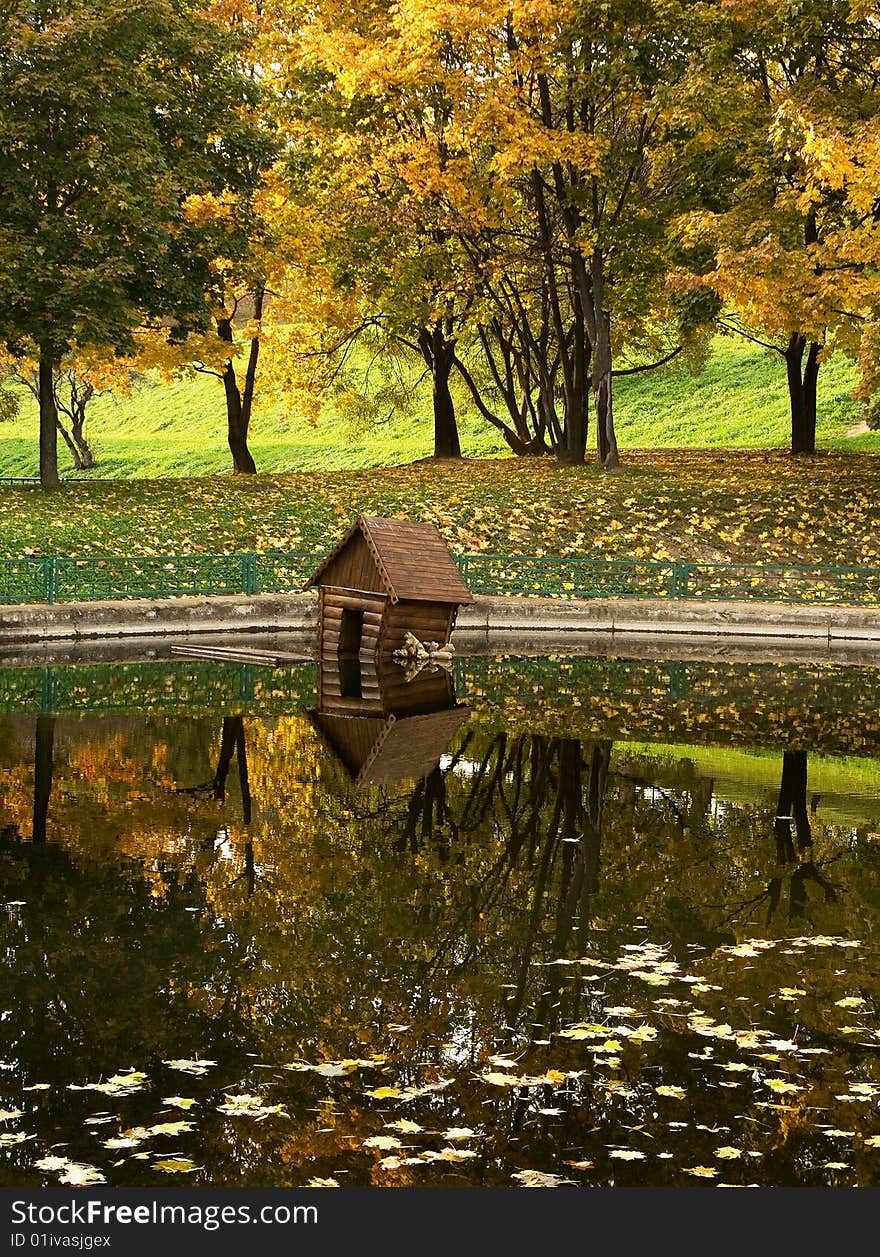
0, 552, 318, 605
456, 554, 880, 605
2, 550, 880, 606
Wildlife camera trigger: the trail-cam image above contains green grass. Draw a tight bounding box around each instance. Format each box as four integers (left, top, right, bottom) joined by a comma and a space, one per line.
1, 448, 880, 569
0, 337, 875, 480
613, 338, 870, 451
0, 362, 507, 480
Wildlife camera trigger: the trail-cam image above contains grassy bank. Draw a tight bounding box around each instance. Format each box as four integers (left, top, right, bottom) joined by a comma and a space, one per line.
0, 338, 875, 480
1, 449, 879, 569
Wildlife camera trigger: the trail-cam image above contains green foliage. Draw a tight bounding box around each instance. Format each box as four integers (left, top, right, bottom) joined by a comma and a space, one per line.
0, 382, 20, 424
862, 394, 880, 432
0, 0, 260, 365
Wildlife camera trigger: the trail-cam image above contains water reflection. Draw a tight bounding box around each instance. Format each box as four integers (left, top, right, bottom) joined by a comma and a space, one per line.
311, 653, 469, 789
0, 656, 879, 1187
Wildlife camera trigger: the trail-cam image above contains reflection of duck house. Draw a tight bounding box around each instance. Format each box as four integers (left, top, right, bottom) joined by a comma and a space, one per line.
304, 514, 474, 663
310, 656, 469, 788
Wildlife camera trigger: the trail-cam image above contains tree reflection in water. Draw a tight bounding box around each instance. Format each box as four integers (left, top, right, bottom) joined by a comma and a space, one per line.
1, 658, 880, 1187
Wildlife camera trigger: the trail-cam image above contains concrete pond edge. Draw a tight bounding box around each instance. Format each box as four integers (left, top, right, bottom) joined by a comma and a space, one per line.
2, 590, 880, 655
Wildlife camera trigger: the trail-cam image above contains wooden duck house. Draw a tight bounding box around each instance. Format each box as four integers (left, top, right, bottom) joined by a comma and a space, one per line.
305, 514, 474, 663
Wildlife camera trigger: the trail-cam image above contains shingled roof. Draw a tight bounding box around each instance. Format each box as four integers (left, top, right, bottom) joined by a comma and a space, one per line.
305, 514, 474, 605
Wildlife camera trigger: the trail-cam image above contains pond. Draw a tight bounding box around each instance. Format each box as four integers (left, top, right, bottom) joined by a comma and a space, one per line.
1, 650, 880, 1188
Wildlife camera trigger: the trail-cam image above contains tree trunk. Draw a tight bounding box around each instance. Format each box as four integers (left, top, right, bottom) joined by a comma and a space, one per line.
217, 316, 258, 474
433, 361, 461, 458
70, 406, 95, 470
56, 418, 84, 471
38, 355, 60, 488
785, 333, 820, 455
594, 310, 620, 469
418, 325, 462, 459
560, 311, 589, 465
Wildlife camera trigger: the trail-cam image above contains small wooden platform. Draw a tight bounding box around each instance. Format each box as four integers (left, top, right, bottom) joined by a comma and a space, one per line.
170, 643, 311, 666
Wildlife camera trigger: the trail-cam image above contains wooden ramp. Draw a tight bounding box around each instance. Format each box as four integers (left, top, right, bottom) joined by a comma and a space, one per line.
170, 643, 311, 666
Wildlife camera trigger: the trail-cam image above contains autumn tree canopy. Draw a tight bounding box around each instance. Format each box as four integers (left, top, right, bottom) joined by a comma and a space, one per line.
0, 0, 262, 485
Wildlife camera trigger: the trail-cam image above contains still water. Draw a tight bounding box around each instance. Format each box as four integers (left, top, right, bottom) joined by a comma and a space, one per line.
1, 651, 880, 1187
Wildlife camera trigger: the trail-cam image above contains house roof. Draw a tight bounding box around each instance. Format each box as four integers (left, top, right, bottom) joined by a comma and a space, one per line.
310, 707, 470, 789
304, 514, 474, 605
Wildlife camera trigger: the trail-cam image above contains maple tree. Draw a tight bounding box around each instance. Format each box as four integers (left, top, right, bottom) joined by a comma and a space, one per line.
671, 0, 880, 455
266, 0, 716, 467
0, 0, 262, 487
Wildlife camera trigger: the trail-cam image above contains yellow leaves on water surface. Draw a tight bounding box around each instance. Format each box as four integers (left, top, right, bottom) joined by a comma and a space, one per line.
0, 1131, 34, 1146
162, 1096, 198, 1110
163, 1059, 216, 1076
217, 1095, 289, 1121
363, 1135, 402, 1151
609, 1150, 645, 1160
142, 1121, 196, 1138
511, 1170, 575, 1187
763, 1079, 803, 1095
57, 1163, 106, 1186
152, 1158, 201, 1174
33, 1155, 71, 1173
479, 1071, 524, 1087
835, 997, 868, 1009
683, 1166, 718, 1178
656, 1086, 686, 1100
0, 1108, 23, 1122
69, 1071, 148, 1097
479, 1068, 574, 1089
306, 1177, 340, 1187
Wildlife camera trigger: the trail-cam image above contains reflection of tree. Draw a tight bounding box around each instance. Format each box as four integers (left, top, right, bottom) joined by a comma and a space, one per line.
718, 750, 841, 928
767, 751, 838, 925
32, 716, 54, 843
350, 731, 615, 1040
214, 717, 252, 825
774, 751, 812, 863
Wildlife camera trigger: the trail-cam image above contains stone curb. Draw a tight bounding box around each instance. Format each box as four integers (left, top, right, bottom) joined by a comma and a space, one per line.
1, 590, 880, 646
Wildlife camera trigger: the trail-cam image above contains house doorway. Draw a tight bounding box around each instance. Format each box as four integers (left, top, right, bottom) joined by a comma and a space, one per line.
339, 607, 364, 654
